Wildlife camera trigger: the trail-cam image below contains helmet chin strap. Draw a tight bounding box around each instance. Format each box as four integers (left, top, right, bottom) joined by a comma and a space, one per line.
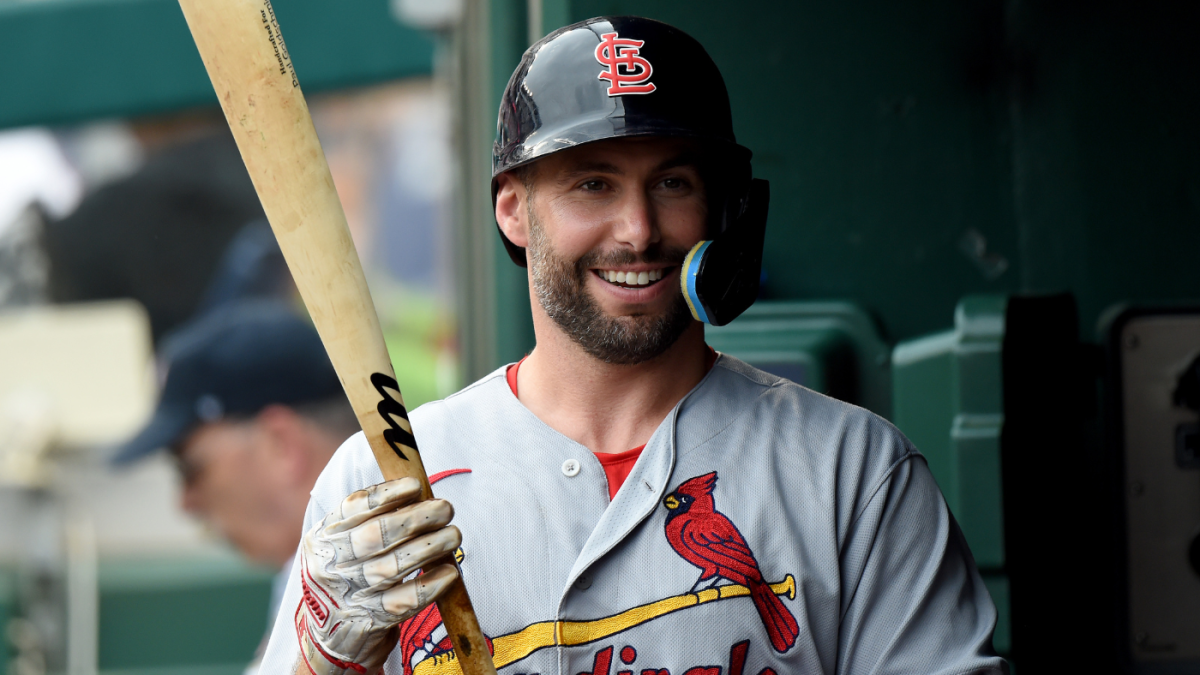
680, 179, 770, 327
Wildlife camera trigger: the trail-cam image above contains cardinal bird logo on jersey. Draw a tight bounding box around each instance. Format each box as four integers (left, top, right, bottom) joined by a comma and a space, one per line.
401, 467, 799, 673
663, 472, 801, 653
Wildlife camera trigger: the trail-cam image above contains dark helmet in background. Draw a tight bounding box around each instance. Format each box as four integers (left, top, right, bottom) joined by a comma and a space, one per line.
492, 16, 769, 326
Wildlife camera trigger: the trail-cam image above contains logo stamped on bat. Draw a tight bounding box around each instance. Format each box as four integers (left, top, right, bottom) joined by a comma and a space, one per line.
260, 0, 299, 88
371, 372, 416, 460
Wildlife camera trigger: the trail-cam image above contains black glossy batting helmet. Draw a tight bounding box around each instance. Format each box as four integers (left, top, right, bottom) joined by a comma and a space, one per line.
492, 16, 769, 326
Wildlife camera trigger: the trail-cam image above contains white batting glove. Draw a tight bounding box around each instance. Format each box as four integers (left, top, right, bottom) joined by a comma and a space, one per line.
295, 477, 461, 675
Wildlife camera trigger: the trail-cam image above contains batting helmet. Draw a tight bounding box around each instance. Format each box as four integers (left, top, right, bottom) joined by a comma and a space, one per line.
492, 16, 769, 326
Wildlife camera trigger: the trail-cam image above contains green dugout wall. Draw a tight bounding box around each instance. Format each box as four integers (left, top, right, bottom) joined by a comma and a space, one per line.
0, 0, 434, 129
477, 0, 1200, 369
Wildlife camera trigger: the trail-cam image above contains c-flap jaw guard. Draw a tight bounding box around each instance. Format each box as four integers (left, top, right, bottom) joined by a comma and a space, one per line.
682, 178, 770, 327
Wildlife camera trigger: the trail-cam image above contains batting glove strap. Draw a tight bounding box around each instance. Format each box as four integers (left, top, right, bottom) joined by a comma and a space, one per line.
294, 556, 375, 675
296, 610, 369, 675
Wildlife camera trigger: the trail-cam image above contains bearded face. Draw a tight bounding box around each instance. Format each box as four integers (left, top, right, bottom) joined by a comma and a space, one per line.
526, 203, 696, 365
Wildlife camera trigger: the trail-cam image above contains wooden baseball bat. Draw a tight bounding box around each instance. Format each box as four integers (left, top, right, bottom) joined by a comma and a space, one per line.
175, 2, 496, 673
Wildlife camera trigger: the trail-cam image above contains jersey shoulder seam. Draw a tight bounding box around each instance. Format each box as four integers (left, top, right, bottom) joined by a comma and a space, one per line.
680, 355, 828, 458
713, 354, 839, 404
845, 446, 922, 540
678, 380, 791, 459
712, 354, 787, 390
836, 447, 922, 624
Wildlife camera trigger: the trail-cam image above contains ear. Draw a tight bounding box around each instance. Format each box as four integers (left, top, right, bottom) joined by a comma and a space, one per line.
494, 172, 530, 249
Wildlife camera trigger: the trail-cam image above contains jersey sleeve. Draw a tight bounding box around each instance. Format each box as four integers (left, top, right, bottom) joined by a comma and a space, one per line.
835, 453, 1008, 675
259, 431, 386, 674
259, 500, 315, 674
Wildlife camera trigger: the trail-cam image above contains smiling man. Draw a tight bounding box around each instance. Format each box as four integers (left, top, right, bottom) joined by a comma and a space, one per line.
262, 16, 1005, 675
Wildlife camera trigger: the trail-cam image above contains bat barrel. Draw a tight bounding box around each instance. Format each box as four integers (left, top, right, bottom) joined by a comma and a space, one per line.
175, 1, 496, 673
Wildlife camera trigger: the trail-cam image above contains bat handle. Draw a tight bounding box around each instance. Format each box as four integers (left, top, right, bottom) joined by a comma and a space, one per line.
431, 570, 497, 673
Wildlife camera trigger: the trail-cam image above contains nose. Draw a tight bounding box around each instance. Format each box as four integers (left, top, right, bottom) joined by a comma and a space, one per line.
612, 187, 660, 254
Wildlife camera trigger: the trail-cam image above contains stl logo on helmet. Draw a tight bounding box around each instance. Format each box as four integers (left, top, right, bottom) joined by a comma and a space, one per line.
595, 32, 656, 96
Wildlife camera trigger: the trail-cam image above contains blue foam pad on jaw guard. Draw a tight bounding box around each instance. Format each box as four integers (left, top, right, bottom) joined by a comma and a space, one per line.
681, 240, 713, 324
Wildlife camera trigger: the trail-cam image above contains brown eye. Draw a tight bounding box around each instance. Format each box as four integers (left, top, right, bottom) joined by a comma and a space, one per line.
581, 180, 605, 191
659, 175, 694, 192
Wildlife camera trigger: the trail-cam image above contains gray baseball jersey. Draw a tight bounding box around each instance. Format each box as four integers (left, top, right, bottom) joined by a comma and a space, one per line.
263, 354, 1006, 675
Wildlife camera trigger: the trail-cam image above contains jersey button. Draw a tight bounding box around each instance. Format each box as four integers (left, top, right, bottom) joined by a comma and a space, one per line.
574, 573, 593, 590
561, 459, 581, 477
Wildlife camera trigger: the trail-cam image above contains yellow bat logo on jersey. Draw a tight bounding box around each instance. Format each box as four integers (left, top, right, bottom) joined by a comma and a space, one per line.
407, 575, 795, 674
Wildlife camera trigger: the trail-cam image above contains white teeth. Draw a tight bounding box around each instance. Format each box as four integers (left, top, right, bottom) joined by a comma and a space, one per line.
599, 269, 669, 286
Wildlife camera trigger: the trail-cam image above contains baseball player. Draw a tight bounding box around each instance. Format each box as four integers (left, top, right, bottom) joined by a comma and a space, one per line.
263, 16, 1006, 675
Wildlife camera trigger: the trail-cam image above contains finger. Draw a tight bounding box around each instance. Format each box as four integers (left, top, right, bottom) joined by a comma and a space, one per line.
327, 478, 423, 533
378, 563, 460, 619
356, 525, 462, 587
343, 499, 454, 561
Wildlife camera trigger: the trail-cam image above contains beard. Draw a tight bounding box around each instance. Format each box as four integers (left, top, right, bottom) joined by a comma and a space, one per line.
527, 208, 696, 366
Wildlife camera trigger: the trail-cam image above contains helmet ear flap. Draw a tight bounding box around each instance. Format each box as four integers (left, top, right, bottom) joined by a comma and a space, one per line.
714, 160, 754, 238
682, 178, 769, 326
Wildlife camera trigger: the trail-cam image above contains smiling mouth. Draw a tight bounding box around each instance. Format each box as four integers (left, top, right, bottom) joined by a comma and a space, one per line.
594, 267, 674, 288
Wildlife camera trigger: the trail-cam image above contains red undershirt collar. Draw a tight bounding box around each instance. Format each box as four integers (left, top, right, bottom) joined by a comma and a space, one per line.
505, 347, 718, 500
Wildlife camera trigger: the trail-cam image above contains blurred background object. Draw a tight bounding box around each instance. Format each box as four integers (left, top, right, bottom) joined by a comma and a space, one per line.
0, 0, 1196, 673
45, 131, 267, 342
0, 129, 81, 309
0, 301, 154, 482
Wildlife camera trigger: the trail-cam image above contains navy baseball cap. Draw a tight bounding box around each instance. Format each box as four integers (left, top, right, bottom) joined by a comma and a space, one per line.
111, 300, 345, 465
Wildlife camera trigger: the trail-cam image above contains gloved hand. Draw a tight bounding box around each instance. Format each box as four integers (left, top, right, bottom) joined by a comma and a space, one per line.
295, 477, 461, 675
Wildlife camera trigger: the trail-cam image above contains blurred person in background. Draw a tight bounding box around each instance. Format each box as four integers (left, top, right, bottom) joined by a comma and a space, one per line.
111, 300, 359, 673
